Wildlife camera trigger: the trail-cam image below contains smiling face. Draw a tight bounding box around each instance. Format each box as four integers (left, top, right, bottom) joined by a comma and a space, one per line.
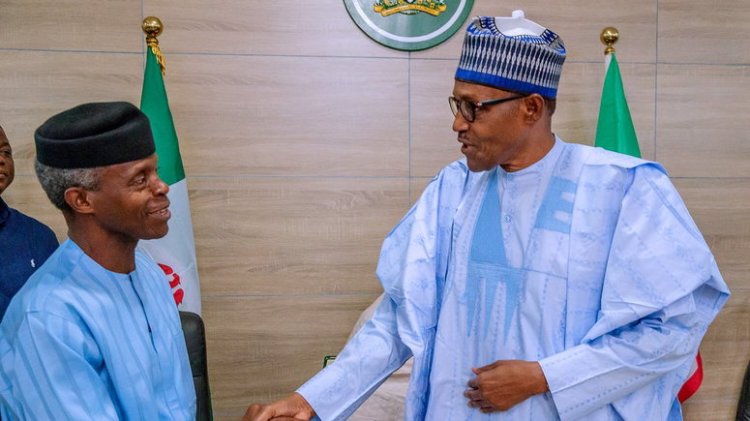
85, 154, 171, 243
451, 80, 543, 173
0, 127, 15, 195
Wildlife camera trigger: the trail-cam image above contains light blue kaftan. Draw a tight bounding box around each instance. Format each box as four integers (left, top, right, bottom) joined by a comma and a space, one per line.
297, 138, 729, 420
0, 239, 196, 420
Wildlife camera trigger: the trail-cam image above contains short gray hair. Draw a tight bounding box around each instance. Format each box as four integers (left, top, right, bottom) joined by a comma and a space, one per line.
35, 161, 103, 212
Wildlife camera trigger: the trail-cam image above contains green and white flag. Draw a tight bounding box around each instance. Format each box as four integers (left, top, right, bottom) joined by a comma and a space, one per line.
138, 41, 202, 314
594, 53, 641, 157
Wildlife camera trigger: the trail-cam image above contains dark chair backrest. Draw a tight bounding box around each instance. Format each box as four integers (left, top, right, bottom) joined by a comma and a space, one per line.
737, 360, 750, 421
180, 311, 213, 421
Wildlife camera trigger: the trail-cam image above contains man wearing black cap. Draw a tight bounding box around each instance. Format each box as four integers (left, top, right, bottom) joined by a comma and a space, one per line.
0, 124, 58, 320
0, 102, 196, 420
246, 11, 728, 421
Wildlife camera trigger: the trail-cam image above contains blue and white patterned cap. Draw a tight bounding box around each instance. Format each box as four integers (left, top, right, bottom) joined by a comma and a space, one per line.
455, 10, 566, 99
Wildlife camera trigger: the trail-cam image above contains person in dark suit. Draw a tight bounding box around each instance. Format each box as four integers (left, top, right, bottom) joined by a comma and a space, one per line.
0, 124, 58, 319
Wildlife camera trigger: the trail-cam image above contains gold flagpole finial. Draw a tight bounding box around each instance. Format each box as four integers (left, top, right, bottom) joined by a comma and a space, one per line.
142, 16, 166, 74
142, 16, 163, 40
600, 27, 619, 55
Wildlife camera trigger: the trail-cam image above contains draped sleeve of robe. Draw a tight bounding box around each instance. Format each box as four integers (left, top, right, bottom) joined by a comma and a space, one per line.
297, 160, 477, 421
539, 149, 729, 420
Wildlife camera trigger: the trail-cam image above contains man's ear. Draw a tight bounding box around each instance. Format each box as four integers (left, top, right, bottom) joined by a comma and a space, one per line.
521, 94, 545, 123
64, 187, 95, 215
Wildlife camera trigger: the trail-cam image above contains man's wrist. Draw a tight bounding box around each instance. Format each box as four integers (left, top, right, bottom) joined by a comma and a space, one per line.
532, 361, 550, 395
291, 392, 316, 418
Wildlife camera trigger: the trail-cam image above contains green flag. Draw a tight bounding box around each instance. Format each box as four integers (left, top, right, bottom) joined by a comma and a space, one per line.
594, 53, 641, 158
138, 42, 202, 314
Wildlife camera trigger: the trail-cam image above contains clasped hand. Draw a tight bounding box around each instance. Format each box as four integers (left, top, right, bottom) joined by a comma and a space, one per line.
243, 392, 315, 421
464, 360, 549, 413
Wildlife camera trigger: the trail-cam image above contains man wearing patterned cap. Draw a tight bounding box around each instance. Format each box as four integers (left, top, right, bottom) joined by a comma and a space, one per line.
0, 102, 196, 420
246, 11, 728, 420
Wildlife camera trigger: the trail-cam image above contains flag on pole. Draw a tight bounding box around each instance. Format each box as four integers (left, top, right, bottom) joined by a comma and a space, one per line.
594, 53, 640, 157
595, 51, 701, 403
138, 26, 202, 314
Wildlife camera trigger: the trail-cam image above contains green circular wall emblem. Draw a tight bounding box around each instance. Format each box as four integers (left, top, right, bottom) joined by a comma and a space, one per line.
344, 0, 475, 51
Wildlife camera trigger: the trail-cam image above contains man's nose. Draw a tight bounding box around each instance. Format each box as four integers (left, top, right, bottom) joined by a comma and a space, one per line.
452, 112, 469, 132
152, 176, 169, 195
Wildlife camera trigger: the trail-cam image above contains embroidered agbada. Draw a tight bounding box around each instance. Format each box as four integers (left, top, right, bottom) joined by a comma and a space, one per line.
0, 239, 196, 420
297, 138, 729, 420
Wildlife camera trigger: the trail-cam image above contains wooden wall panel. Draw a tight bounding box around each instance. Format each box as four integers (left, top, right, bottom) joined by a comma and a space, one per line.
676, 178, 750, 420
143, 0, 405, 58
555, 62, 656, 159
0, 51, 142, 175
659, 0, 750, 64
677, 178, 750, 299
656, 65, 750, 177
163, 55, 410, 177
202, 294, 380, 419
191, 176, 408, 297
686, 303, 750, 420
0, 0, 142, 52
410, 58, 462, 178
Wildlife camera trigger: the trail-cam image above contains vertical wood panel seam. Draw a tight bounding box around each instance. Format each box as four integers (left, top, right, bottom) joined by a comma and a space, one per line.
140, 1, 145, 73
654, 0, 660, 162
408, 51, 413, 204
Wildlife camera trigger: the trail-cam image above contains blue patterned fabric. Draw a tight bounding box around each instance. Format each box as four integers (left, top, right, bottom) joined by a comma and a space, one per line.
0, 239, 196, 420
455, 15, 566, 98
297, 138, 729, 420
0, 198, 58, 319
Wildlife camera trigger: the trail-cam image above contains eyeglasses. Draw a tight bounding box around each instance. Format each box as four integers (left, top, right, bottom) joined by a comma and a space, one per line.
448, 95, 525, 122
